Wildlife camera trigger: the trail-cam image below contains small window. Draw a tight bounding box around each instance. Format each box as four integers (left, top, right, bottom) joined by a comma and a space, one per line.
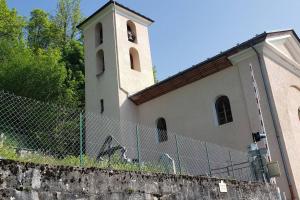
130, 54, 134, 69
298, 107, 300, 121
156, 118, 168, 143
96, 50, 105, 76
100, 99, 104, 114
95, 23, 103, 46
129, 48, 140, 71
127, 20, 137, 43
215, 96, 233, 125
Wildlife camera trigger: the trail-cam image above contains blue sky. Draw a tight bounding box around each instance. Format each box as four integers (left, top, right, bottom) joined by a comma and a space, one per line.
7, 0, 300, 81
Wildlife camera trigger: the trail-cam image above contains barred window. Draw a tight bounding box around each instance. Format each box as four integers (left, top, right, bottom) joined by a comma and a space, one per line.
215, 96, 233, 125
156, 118, 168, 143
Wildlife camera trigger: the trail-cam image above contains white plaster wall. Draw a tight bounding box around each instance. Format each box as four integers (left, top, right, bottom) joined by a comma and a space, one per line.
233, 49, 292, 199
133, 60, 259, 177
287, 87, 300, 147
83, 8, 120, 120
262, 53, 300, 199
81, 5, 299, 197
114, 9, 154, 127
83, 4, 154, 122
137, 65, 253, 151
135, 49, 293, 198
115, 11, 154, 95
82, 3, 156, 158
82, 7, 123, 157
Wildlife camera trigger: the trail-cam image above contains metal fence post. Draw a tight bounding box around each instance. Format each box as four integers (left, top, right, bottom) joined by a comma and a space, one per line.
79, 112, 84, 167
174, 134, 182, 175
204, 142, 212, 176
135, 123, 141, 169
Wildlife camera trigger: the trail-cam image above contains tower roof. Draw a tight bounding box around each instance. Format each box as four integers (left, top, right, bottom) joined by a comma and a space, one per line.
77, 1, 154, 29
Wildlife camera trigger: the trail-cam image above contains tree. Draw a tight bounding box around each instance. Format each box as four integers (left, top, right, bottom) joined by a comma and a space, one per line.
0, 0, 85, 157
26, 9, 62, 50
0, 39, 78, 106
62, 40, 84, 74
1, 0, 85, 107
62, 40, 85, 106
0, 0, 25, 40
153, 66, 159, 83
25, 5, 85, 106
54, 0, 82, 44
53, 0, 85, 106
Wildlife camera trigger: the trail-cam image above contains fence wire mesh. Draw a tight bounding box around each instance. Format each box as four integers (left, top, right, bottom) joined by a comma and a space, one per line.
0, 90, 258, 182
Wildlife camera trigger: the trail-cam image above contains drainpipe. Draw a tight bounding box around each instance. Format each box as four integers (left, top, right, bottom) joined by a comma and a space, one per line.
251, 45, 295, 200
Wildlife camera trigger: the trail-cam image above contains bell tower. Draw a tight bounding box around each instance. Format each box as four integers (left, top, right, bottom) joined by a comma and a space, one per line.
78, 1, 155, 121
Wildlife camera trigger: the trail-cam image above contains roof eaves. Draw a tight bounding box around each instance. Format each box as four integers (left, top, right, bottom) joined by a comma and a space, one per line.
114, 1, 154, 23
129, 32, 268, 102
77, 1, 112, 29
77, 1, 154, 29
266, 29, 300, 43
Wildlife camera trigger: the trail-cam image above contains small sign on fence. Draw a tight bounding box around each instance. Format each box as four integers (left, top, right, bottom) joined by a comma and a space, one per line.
219, 180, 227, 193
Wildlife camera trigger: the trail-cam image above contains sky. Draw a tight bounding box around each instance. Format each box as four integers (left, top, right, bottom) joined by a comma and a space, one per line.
7, 0, 300, 81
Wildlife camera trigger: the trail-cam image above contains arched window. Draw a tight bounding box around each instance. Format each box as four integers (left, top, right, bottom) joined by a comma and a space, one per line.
215, 96, 233, 125
129, 48, 140, 71
127, 20, 137, 43
156, 118, 168, 143
95, 23, 103, 46
96, 50, 105, 76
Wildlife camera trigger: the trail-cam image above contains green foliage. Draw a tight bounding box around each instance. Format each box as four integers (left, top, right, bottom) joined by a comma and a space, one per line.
0, 145, 18, 160
0, 143, 164, 173
55, 0, 82, 43
0, 0, 86, 161
62, 40, 85, 106
0, 39, 79, 105
0, 91, 81, 157
0, 0, 85, 107
27, 9, 63, 50
153, 66, 159, 83
0, 0, 25, 40
63, 40, 84, 73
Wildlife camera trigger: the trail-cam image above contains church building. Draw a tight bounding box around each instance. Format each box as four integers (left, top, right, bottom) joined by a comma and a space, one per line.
77, 1, 300, 199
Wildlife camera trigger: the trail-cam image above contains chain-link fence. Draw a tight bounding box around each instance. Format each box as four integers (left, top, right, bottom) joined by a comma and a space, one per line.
0, 90, 257, 182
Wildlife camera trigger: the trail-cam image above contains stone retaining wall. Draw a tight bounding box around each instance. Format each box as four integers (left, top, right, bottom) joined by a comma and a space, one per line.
0, 159, 279, 200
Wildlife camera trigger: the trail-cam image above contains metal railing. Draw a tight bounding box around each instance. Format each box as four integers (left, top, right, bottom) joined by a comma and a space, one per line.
0, 90, 257, 182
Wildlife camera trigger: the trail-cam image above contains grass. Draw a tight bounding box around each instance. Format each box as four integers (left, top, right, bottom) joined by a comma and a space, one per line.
0, 143, 166, 173
0, 129, 173, 174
